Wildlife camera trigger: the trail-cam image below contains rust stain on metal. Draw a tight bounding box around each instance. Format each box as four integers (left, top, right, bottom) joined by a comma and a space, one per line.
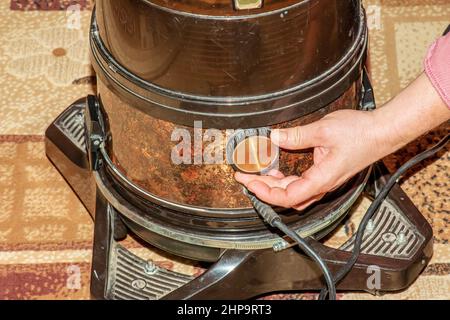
99, 80, 360, 209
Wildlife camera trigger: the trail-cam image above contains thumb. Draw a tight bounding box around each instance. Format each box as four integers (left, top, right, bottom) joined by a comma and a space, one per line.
271, 123, 322, 150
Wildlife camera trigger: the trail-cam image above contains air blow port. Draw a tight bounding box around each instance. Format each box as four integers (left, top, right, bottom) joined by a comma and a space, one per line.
226, 128, 279, 174
234, 0, 263, 10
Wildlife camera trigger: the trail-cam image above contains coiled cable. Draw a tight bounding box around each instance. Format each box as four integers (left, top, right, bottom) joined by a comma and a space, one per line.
245, 133, 449, 301
319, 133, 449, 299
245, 189, 337, 300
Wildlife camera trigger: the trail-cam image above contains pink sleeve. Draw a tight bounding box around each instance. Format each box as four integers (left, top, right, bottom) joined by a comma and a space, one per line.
424, 32, 450, 108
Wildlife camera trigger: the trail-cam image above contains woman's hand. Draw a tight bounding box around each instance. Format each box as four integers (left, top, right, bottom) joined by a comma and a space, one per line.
235, 73, 450, 211
235, 109, 387, 210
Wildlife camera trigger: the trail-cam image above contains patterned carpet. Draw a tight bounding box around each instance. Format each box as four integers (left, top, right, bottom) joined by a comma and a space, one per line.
0, 0, 448, 300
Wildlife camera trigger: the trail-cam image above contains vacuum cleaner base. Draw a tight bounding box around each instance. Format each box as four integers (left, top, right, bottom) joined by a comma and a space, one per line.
45, 100, 433, 300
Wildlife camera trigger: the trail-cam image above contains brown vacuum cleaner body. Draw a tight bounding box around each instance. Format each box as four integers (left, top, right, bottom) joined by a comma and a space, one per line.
45, 0, 433, 300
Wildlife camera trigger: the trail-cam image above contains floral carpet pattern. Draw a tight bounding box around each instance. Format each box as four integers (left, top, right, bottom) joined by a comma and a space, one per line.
0, 0, 449, 300
4, 28, 91, 87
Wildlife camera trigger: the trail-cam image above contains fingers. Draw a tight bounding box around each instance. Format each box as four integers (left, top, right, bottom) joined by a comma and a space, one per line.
246, 180, 293, 207
271, 122, 324, 150
283, 172, 324, 207
266, 169, 285, 179
293, 193, 326, 211
243, 175, 310, 208
243, 177, 326, 210
237, 160, 335, 209
235, 172, 300, 190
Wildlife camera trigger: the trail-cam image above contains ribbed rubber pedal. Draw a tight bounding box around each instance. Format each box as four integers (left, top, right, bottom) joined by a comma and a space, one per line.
107, 240, 195, 300
340, 200, 425, 260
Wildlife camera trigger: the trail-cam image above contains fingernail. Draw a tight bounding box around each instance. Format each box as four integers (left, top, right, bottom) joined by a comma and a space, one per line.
271, 130, 287, 144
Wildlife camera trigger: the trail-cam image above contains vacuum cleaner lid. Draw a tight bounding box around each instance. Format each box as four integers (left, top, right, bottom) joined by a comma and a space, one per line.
92, 0, 367, 128
95, 0, 362, 95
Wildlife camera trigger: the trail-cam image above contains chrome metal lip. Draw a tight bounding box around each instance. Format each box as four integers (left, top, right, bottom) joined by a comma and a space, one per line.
95, 165, 371, 250
140, 0, 312, 21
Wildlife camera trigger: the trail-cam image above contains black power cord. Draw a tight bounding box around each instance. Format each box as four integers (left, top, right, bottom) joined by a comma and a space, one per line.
319, 133, 450, 299
245, 190, 337, 300
245, 133, 449, 301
